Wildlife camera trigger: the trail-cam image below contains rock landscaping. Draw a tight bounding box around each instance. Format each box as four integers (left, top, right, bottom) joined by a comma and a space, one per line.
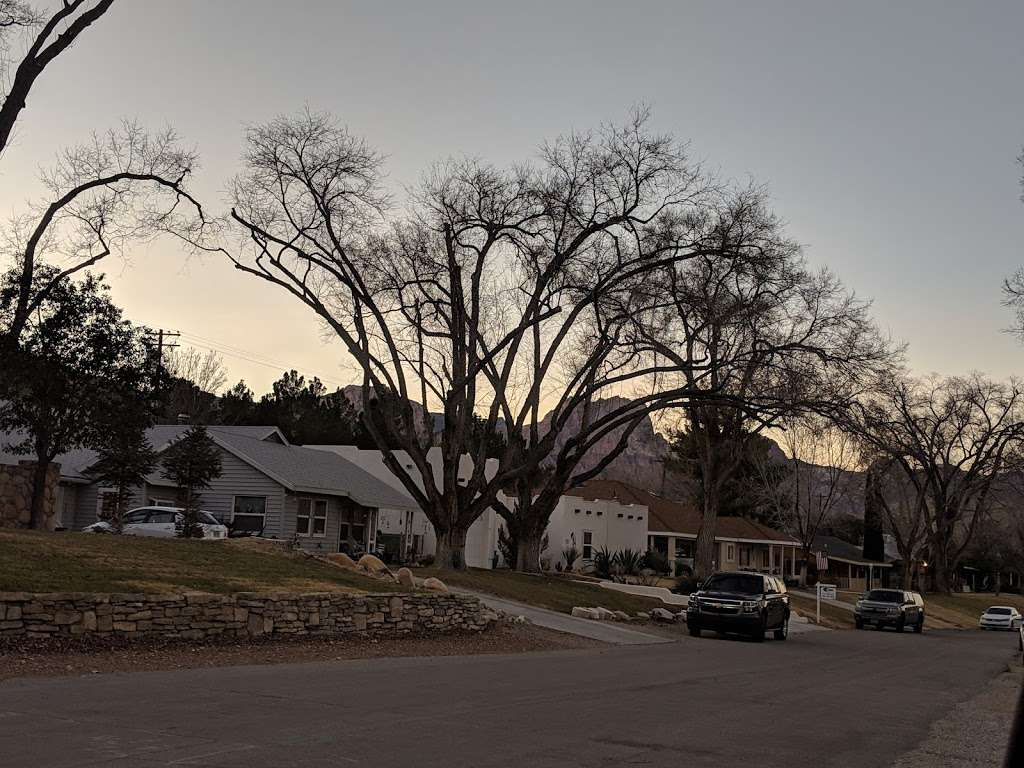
0, 590, 496, 644
571, 604, 685, 623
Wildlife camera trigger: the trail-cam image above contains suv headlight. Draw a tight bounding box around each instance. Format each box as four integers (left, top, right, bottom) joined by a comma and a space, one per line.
741, 600, 760, 613
887, 606, 899, 615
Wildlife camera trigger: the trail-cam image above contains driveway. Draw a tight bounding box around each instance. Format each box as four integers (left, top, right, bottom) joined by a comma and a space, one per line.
0, 629, 1015, 767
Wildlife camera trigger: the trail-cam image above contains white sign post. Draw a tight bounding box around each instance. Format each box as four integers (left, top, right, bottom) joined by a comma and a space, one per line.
816, 583, 837, 624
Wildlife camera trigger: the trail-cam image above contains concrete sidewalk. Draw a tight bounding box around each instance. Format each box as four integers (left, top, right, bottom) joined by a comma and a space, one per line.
467, 592, 675, 645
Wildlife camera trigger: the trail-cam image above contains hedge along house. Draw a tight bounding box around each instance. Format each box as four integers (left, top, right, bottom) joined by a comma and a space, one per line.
549, 479, 801, 576
0, 425, 416, 553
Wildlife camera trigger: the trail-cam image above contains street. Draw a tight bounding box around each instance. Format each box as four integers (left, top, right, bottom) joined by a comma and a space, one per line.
0, 628, 1016, 767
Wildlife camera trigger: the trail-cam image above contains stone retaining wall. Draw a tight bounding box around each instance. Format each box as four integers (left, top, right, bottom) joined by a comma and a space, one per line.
0, 591, 495, 642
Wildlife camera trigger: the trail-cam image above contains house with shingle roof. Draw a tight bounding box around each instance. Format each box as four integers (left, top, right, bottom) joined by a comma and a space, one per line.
549, 478, 802, 576
1, 425, 416, 555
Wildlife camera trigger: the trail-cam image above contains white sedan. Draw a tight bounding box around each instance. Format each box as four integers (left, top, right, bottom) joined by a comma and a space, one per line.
83, 506, 228, 539
978, 605, 1022, 630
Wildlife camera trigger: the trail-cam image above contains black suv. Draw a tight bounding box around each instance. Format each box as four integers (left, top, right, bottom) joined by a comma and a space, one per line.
854, 589, 925, 632
686, 572, 790, 642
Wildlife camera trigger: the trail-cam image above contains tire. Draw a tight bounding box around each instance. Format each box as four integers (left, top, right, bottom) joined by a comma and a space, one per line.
896, 615, 906, 633
774, 618, 788, 641
688, 623, 701, 638
855, 619, 864, 630
914, 615, 924, 634
752, 615, 766, 643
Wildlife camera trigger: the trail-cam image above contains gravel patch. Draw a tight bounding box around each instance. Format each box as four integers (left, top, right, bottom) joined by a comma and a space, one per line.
892, 664, 1022, 767
0, 621, 604, 683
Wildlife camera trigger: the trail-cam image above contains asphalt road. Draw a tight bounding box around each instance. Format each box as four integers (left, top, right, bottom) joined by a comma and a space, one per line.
0, 628, 1016, 768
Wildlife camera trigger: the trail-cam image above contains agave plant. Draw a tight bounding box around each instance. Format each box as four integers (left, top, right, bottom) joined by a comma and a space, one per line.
592, 546, 614, 579
614, 548, 644, 577
561, 545, 580, 572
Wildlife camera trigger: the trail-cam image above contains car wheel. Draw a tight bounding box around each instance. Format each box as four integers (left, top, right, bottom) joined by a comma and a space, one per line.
896, 615, 906, 633
774, 619, 788, 641
688, 623, 701, 638
914, 616, 924, 634
752, 615, 766, 643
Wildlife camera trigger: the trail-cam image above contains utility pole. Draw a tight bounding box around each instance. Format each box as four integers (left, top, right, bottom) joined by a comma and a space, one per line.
145, 329, 180, 384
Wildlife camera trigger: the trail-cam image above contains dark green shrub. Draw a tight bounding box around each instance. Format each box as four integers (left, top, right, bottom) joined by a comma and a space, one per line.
643, 548, 670, 575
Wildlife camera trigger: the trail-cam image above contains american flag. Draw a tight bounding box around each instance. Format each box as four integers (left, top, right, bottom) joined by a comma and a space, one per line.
815, 551, 829, 571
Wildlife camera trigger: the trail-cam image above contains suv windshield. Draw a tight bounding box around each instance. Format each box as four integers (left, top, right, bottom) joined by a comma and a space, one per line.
988, 607, 1012, 615
198, 512, 220, 525
703, 574, 763, 595
865, 590, 903, 603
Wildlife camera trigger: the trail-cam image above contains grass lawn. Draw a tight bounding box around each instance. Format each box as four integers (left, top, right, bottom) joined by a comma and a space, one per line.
0, 529, 400, 595
412, 566, 668, 615
923, 593, 1024, 629
789, 593, 855, 629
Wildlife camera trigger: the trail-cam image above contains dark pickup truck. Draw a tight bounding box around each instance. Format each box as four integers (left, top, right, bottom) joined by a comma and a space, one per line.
854, 589, 925, 632
686, 571, 790, 642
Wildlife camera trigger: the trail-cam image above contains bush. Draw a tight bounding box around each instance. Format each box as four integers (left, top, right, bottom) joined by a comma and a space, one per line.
673, 576, 701, 595
643, 549, 670, 575
674, 559, 694, 578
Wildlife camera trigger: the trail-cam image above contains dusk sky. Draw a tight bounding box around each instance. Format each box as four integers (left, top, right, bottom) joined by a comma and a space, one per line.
3, 0, 1023, 394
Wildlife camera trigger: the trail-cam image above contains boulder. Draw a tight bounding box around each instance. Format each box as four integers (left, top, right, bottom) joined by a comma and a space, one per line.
593, 607, 616, 620
326, 553, 359, 570
396, 567, 416, 589
571, 607, 601, 620
613, 610, 631, 622
650, 607, 676, 623
422, 577, 448, 593
357, 554, 389, 574
634, 611, 651, 620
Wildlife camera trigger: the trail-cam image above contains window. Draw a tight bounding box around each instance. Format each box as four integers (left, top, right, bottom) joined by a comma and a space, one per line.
739, 546, 751, 567
147, 511, 175, 524
124, 509, 150, 524
296, 498, 328, 537
726, 544, 735, 562
340, 507, 368, 547
574, 508, 581, 514
597, 511, 603, 516
582, 531, 593, 560
233, 496, 267, 530
586, 510, 592, 515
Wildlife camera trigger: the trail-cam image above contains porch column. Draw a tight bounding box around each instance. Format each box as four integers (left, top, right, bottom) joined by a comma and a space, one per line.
790, 546, 797, 577
668, 536, 677, 562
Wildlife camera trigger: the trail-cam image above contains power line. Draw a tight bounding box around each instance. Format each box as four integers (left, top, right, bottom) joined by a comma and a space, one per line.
158, 328, 351, 390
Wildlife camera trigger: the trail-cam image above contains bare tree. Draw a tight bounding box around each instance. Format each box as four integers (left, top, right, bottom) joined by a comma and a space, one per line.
861, 456, 929, 589
0, 1, 110, 156
630, 190, 894, 578
846, 374, 1024, 593
163, 346, 228, 394
226, 109, 728, 568
753, 414, 855, 585
0, 2, 209, 352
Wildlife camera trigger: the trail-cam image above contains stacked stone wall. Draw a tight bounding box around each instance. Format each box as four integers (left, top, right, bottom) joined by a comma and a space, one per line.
0, 591, 494, 642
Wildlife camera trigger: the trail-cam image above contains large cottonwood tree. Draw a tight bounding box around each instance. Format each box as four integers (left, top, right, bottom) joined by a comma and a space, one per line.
226, 109, 731, 568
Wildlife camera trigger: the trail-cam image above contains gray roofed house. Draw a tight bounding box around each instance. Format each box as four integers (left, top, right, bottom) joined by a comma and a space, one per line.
1, 424, 417, 557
